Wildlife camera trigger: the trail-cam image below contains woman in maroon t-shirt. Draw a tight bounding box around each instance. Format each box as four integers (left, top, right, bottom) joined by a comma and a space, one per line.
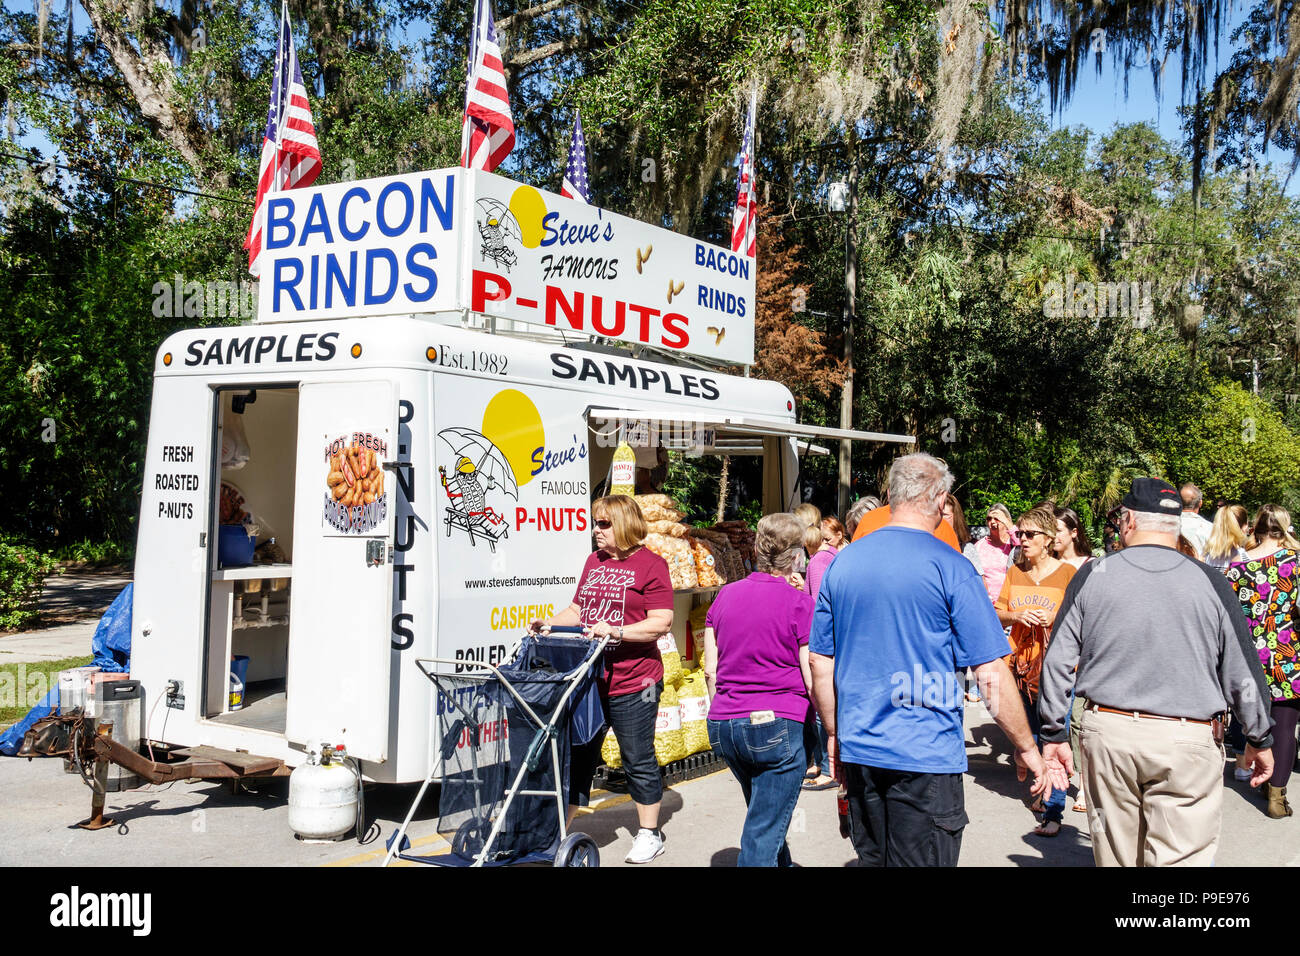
530, 494, 674, 864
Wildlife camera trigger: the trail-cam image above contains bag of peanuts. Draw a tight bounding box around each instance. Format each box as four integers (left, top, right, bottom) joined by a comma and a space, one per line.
634, 493, 685, 524
678, 669, 711, 755
653, 681, 687, 766
646, 519, 690, 537
600, 728, 622, 769
688, 537, 724, 588
644, 533, 698, 589
656, 633, 683, 687
688, 604, 710, 664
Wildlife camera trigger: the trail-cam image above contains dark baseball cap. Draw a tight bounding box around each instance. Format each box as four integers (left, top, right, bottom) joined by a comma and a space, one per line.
1121, 477, 1183, 515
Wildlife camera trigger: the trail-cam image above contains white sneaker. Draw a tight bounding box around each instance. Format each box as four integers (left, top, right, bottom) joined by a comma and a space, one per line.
1234, 767, 1253, 781
625, 828, 665, 864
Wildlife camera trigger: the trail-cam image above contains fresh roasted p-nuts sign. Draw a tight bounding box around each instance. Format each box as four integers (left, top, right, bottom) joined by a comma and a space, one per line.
255, 168, 756, 366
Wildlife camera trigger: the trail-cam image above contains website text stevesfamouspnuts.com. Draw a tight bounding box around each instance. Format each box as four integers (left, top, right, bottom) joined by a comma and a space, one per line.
463, 574, 577, 589
1114, 893, 1251, 929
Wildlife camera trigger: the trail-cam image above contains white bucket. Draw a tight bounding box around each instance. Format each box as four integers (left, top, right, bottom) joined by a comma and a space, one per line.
58, 666, 100, 713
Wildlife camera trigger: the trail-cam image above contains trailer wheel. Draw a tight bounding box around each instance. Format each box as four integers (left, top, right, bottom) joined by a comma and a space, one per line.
553, 832, 600, 867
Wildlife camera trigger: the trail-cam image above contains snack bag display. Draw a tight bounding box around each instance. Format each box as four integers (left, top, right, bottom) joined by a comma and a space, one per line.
600, 728, 622, 769
653, 681, 687, 766
679, 669, 711, 755
689, 537, 724, 588
657, 633, 683, 687
688, 603, 710, 664
634, 493, 685, 523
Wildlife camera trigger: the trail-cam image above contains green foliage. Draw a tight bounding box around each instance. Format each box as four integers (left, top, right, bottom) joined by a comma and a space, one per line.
1160, 382, 1300, 507
964, 483, 1041, 528
0, 538, 61, 632
53, 540, 135, 565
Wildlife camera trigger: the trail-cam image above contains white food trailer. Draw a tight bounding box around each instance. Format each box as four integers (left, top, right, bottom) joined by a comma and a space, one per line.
126, 167, 911, 784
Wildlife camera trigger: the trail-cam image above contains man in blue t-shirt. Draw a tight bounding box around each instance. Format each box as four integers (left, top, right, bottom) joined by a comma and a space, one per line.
810, 453, 1065, 866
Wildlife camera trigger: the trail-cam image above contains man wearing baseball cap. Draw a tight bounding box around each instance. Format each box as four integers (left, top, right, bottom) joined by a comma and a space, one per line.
1037, 477, 1275, 866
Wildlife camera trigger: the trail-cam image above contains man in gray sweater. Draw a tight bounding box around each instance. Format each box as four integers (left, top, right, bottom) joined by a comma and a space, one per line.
1039, 477, 1275, 866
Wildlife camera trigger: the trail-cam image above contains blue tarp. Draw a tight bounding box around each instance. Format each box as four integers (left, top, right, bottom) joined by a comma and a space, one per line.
0, 583, 132, 756
92, 583, 132, 673
0, 687, 59, 756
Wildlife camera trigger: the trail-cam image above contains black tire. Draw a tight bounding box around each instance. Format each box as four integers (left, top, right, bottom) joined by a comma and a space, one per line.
553, 832, 600, 867
452, 816, 491, 860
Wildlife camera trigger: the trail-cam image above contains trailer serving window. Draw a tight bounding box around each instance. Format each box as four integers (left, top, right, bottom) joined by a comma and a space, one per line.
583, 406, 914, 512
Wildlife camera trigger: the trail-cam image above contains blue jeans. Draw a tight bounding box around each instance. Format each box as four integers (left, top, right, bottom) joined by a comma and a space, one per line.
707, 716, 806, 866
1022, 689, 1065, 824
803, 714, 830, 776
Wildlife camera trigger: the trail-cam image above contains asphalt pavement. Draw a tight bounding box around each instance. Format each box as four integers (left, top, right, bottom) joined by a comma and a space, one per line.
1, 568, 1295, 866
2, 699, 1294, 867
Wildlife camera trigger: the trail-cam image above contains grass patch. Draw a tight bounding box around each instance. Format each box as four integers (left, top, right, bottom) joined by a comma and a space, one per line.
0, 655, 94, 728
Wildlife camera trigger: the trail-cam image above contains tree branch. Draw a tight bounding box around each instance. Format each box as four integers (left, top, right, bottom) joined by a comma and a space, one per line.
83, 0, 225, 189
507, 35, 588, 70
497, 0, 576, 36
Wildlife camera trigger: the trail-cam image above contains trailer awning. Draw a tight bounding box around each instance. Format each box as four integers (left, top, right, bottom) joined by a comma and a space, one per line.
584, 406, 914, 447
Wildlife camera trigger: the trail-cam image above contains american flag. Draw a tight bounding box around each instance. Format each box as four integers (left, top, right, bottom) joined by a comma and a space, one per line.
730, 90, 757, 258
560, 111, 589, 203
461, 0, 515, 172
244, 3, 321, 277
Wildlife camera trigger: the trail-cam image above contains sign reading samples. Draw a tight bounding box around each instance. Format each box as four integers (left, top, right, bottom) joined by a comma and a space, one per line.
255, 168, 756, 365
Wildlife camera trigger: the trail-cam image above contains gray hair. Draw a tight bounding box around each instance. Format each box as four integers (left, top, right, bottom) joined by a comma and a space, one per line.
888, 453, 954, 515
1129, 510, 1181, 535
844, 495, 881, 538
1180, 483, 1203, 511
755, 512, 808, 575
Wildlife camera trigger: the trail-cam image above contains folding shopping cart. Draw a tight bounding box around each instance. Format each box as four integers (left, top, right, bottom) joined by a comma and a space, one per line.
383, 628, 608, 867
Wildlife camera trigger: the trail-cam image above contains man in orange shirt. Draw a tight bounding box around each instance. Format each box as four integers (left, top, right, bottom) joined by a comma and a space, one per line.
851, 502, 961, 551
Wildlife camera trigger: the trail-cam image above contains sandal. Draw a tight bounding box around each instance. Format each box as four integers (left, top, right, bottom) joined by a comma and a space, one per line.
1028, 797, 1044, 814
1072, 798, 1087, 812
1033, 820, 1061, 837
802, 776, 836, 791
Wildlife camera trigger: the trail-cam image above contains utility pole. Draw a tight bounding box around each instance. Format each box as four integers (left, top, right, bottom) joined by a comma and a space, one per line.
838, 135, 859, 517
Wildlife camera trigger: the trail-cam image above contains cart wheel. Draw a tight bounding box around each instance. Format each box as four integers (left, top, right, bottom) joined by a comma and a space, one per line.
553, 832, 600, 868
452, 816, 491, 860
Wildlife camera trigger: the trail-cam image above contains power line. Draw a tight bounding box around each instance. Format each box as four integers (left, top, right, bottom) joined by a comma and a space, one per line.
0, 150, 252, 206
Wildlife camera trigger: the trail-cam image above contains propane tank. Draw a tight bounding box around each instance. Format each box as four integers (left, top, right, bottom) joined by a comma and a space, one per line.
288, 741, 358, 842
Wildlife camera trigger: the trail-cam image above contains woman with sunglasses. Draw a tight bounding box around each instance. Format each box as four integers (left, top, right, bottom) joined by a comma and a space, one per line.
530, 494, 674, 863
994, 506, 1076, 836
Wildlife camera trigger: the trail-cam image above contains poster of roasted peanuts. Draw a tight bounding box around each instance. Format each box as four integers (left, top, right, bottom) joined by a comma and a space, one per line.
323, 431, 389, 534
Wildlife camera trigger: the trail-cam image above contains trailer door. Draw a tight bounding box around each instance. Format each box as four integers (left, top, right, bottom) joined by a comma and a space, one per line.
287, 381, 398, 762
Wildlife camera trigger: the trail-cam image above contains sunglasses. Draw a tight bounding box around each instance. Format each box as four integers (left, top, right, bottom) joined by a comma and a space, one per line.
594, 519, 613, 529
1017, 529, 1045, 540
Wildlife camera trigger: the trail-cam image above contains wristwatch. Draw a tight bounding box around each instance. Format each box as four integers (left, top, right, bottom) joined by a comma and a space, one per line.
618, 626, 624, 641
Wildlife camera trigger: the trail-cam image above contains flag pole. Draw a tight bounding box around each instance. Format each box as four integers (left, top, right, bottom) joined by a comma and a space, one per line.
459, 0, 479, 165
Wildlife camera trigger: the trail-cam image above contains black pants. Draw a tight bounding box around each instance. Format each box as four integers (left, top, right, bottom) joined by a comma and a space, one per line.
569, 682, 663, 807
843, 764, 968, 867
1270, 699, 1300, 788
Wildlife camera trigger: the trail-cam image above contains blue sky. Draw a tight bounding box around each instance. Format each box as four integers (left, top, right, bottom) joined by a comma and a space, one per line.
1050, 8, 1297, 190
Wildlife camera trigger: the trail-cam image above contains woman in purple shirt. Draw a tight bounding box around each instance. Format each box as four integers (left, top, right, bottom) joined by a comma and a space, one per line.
703, 512, 815, 867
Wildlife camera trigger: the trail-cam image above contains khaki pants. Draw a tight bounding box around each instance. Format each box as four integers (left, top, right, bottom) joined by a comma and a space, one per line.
1081, 708, 1224, 867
